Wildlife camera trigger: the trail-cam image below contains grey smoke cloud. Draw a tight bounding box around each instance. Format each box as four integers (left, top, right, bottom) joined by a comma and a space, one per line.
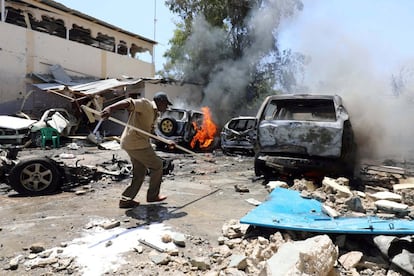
182, 0, 300, 126
278, 0, 414, 160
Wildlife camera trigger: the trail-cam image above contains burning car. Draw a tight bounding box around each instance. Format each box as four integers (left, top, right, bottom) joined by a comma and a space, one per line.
220, 116, 256, 155
254, 94, 357, 181
154, 107, 218, 151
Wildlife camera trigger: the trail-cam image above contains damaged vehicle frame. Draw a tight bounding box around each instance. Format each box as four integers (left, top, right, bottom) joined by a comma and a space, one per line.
254, 94, 357, 181
0, 147, 99, 195
0, 108, 78, 147
154, 107, 203, 150
0, 147, 174, 196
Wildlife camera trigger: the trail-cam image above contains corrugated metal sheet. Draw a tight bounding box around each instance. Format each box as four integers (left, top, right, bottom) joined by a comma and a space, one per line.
32, 83, 66, 91
68, 78, 143, 95
33, 78, 143, 96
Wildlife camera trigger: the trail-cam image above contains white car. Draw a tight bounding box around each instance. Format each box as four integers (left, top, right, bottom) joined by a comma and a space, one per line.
0, 116, 37, 144
0, 108, 78, 146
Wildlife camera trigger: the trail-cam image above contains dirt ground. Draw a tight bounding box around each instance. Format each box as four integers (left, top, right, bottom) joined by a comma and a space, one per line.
0, 144, 271, 275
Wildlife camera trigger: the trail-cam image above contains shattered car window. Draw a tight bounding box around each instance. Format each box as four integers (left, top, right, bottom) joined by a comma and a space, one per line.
228, 119, 255, 132
161, 110, 185, 120
262, 99, 337, 122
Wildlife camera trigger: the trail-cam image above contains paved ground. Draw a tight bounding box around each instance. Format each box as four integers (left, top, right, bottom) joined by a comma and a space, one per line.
2, 144, 413, 275
0, 145, 269, 275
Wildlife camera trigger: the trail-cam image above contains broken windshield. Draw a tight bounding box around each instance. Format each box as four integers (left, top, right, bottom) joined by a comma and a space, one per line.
261, 99, 337, 122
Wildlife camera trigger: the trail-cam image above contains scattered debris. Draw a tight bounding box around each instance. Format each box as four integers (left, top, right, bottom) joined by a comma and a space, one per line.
245, 198, 262, 206
234, 184, 249, 193
373, 235, 414, 275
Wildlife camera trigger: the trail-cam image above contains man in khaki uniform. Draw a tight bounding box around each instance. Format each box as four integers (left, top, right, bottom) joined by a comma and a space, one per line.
101, 92, 173, 208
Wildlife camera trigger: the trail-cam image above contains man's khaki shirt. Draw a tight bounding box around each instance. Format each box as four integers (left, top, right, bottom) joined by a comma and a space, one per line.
120, 98, 158, 150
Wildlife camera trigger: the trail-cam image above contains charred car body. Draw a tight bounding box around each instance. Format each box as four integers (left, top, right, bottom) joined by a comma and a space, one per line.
254, 94, 356, 181
220, 116, 256, 155
154, 107, 203, 150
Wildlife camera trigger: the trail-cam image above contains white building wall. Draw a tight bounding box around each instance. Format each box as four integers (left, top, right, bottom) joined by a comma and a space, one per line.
0, 21, 154, 114
0, 23, 27, 105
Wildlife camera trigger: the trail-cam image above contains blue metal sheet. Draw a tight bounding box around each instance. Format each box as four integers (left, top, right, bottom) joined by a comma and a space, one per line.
240, 188, 414, 235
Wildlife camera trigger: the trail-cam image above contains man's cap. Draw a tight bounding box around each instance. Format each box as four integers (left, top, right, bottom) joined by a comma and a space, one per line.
153, 91, 173, 105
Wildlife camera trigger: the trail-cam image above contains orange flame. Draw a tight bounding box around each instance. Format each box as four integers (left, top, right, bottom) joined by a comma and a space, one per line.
190, 107, 217, 149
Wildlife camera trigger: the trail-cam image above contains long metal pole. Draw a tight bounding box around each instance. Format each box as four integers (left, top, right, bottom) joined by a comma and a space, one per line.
80, 105, 198, 156
152, 0, 157, 65
1, 0, 5, 22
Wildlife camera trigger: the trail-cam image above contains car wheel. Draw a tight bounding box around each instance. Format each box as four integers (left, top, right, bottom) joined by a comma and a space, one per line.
254, 152, 275, 181
254, 152, 265, 176
8, 157, 62, 195
159, 118, 177, 137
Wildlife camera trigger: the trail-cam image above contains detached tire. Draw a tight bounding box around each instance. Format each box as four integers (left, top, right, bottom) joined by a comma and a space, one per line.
9, 157, 61, 196
159, 118, 177, 136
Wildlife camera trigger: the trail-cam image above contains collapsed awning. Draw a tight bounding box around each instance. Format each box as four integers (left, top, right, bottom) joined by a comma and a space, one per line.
67, 78, 143, 96
32, 78, 143, 96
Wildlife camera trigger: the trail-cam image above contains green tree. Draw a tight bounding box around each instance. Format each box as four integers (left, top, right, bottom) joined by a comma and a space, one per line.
162, 0, 304, 123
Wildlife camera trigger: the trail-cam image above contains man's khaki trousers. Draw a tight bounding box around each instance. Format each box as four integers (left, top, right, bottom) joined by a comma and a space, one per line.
121, 147, 163, 202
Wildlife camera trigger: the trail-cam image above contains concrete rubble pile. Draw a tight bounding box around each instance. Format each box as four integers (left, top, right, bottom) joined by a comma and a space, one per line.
5, 217, 413, 275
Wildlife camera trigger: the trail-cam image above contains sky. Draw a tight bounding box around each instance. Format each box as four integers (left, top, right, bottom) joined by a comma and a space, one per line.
55, 0, 177, 71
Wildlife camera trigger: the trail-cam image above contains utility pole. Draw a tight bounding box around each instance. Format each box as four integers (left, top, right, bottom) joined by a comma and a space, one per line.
1, 0, 5, 22
153, 0, 157, 65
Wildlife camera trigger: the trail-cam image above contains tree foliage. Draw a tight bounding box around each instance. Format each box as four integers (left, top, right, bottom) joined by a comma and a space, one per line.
162, 0, 304, 120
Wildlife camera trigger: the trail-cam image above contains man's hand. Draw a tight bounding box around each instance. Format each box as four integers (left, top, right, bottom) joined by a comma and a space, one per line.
100, 108, 111, 120
167, 141, 176, 150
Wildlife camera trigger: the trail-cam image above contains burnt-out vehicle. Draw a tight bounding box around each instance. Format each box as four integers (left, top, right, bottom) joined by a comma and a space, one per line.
254, 94, 357, 181
154, 107, 204, 149
220, 116, 256, 155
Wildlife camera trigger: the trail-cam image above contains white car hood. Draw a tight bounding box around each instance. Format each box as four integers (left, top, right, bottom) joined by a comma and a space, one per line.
0, 115, 37, 130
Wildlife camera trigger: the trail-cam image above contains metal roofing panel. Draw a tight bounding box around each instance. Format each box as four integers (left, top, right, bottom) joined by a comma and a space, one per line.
68, 78, 143, 95
32, 83, 66, 91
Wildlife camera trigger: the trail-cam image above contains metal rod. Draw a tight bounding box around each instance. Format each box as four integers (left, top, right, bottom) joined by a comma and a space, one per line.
80, 105, 197, 156
1, 0, 5, 22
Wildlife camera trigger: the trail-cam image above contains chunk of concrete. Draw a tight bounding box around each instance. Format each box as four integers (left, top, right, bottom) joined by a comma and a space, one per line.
368, 191, 402, 202
264, 235, 337, 276
374, 200, 408, 213
373, 235, 414, 275
338, 251, 363, 270
322, 177, 352, 197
